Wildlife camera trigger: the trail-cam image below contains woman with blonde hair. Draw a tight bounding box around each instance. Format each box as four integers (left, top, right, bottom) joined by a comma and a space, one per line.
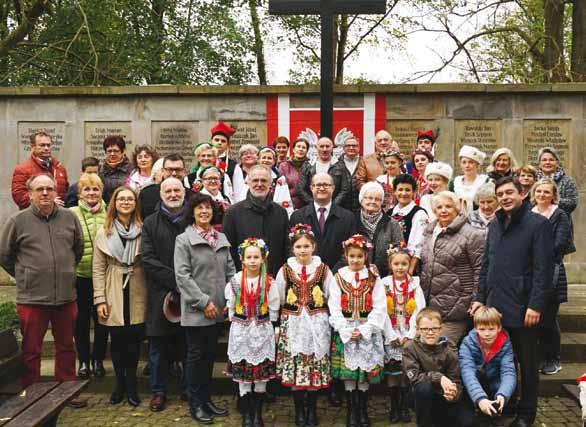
486, 148, 518, 182
93, 186, 146, 406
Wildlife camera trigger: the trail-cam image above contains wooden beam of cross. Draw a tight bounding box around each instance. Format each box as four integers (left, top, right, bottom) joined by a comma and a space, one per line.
269, 0, 386, 138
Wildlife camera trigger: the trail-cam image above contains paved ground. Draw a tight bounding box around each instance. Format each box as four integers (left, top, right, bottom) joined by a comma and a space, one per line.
57, 394, 583, 426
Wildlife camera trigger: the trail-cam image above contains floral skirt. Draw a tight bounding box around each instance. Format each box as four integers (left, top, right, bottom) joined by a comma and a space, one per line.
227, 358, 276, 383
330, 333, 383, 384
276, 315, 331, 390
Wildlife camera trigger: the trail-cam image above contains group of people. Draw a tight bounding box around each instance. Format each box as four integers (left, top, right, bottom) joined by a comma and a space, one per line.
0, 121, 578, 427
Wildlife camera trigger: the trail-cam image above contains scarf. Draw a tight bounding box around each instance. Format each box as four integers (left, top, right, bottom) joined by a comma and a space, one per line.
105, 155, 125, 171
106, 220, 141, 287
33, 155, 52, 170
360, 209, 383, 240
195, 224, 218, 249
80, 200, 101, 215
161, 203, 184, 224
290, 158, 307, 170
246, 191, 273, 215
536, 166, 565, 182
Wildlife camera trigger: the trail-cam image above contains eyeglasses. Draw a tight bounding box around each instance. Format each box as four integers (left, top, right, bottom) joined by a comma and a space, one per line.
419, 327, 441, 334
164, 167, 184, 174
312, 183, 333, 188
106, 149, 122, 155
116, 198, 135, 204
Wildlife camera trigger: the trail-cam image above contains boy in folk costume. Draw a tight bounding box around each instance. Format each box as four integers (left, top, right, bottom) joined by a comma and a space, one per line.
225, 238, 279, 427
274, 224, 335, 426
211, 121, 238, 181
381, 243, 426, 423
329, 234, 386, 427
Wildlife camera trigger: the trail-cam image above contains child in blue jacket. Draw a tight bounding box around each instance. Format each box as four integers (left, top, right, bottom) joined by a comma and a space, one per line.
459, 306, 516, 425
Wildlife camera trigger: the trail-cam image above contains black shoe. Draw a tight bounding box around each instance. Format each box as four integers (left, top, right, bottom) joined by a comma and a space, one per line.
346, 391, 359, 427
508, 418, 533, 427
191, 405, 214, 425
328, 388, 343, 407
252, 392, 264, 427
241, 394, 253, 427
77, 361, 91, 379
110, 385, 125, 405
388, 387, 400, 423
399, 387, 411, 422
127, 391, 141, 407
92, 360, 106, 378
305, 392, 319, 426
294, 391, 306, 427
205, 400, 228, 417
357, 391, 370, 427
150, 393, 166, 412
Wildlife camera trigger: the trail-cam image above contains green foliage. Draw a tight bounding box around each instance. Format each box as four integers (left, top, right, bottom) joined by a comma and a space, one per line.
0, 302, 18, 331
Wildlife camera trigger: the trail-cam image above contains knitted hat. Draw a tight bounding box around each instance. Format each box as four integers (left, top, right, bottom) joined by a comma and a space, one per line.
424, 161, 453, 181
538, 146, 560, 162
210, 121, 236, 139
458, 145, 486, 165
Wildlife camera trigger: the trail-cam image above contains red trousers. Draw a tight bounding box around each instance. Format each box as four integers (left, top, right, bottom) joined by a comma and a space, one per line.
17, 301, 78, 387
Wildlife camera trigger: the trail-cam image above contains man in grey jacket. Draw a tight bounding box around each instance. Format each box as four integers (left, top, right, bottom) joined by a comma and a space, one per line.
0, 174, 83, 396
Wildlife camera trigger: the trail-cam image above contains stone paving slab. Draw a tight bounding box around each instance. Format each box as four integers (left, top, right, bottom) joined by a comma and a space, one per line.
57, 394, 583, 426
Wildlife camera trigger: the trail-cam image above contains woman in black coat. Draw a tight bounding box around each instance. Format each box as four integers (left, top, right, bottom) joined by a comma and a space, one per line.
530, 179, 573, 376
355, 181, 403, 277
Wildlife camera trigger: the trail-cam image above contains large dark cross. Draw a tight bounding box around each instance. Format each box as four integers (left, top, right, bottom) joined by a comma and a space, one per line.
269, 0, 386, 138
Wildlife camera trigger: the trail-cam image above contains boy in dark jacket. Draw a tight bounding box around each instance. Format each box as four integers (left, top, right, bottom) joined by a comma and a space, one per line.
459, 307, 516, 426
403, 308, 473, 427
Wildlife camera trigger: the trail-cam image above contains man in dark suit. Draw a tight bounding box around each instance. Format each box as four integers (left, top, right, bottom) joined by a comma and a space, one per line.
290, 172, 356, 273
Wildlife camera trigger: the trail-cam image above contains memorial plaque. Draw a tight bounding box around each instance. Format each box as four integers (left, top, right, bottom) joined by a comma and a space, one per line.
228, 122, 267, 161
523, 120, 570, 165
455, 120, 502, 160
84, 122, 132, 158
387, 120, 435, 155
152, 121, 198, 167
18, 122, 65, 161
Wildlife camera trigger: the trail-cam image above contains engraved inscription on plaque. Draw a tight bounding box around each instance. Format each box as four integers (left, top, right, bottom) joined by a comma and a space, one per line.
84, 122, 132, 158
228, 122, 267, 161
387, 120, 435, 156
18, 122, 65, 161
455, 120, 502, 160
152, 121, 197, 167
524, 120, 570, 165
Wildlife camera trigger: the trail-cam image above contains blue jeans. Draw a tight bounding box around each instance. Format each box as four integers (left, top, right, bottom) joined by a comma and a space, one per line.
149, 334, 186, 395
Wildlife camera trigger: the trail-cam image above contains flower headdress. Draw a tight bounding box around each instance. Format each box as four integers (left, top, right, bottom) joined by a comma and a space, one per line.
238, 237, 269, 260
288, 223, 314, 241
386, 241, 414, 258
382, 149, 404, 162
342, 234, 373, 251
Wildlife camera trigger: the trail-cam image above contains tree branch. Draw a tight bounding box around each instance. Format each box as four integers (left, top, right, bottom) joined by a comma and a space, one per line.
0, 0, 52, 58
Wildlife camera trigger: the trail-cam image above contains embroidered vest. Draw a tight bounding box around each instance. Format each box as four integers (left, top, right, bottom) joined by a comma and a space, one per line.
392, 205, 425, 242
384, 280, 417, 329
335, 272, 376, 320
231, 277, 271, 324
282, 263, 328, 315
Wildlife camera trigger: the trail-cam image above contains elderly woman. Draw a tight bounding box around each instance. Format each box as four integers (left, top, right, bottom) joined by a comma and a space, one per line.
70, 173, 108, 379
467, 182, 498, 230
199, 166, 231, 229
174, 193, 236, 424
420, 191, 485, 344
99, 135, 132, 204
518, 164, 537, 200
232, 144, 260, 202
486, 148, 518, 182
185, 143, 234, 199
279, 137, 310, 209
93, 186, 146, 406
419, 162, 453, 221
259, 146, 294, 216
531, 179, 573, 375
536, 147, 579, 216
450, 145, 488, 214
356, 182, 403, 278
126, 145, 159, 192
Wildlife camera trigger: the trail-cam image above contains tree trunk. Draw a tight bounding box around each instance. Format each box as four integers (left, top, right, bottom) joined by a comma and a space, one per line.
571, 0, 586, 81
543, 0, 567, 82
335, 14, 349, 84
147, 0, 166, 84
248, 0, 267, 85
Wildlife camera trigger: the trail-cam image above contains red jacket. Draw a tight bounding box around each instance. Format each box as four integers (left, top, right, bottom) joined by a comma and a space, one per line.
11, 156, 69, 209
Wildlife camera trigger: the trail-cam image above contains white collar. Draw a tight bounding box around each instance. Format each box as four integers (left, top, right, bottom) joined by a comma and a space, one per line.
338, 266, 369, 283
314, 201, 332, 214
287, 256, 321, 274
201, 187, 224, 202
392, 201, 416, 216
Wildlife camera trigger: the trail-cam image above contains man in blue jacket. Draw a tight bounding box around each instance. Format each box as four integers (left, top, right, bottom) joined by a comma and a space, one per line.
471, 176, 554, 427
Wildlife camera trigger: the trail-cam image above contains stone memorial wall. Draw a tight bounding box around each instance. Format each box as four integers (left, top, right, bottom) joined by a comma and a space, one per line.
0, 84, 584, 281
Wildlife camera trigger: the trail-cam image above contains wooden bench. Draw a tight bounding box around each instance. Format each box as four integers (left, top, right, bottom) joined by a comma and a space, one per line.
0, 380, 88, 427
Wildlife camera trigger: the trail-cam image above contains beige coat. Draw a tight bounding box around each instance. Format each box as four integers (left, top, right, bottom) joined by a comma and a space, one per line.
355, 153, 384, 189
92, 227, 147, 327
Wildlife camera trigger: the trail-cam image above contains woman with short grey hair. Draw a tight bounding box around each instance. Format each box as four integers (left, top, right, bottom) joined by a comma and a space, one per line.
355, 181, 403, 277
420, 191, 486, 344
468, 182, 498, 230
233, 144, 260, 202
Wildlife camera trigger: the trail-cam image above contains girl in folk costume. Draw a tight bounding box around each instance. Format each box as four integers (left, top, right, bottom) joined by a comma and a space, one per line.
381, 243, 425, 424
225, 238, 279, 427
375, 149, 404, 212
275, 224, 335, 427
329, 234, 386, 427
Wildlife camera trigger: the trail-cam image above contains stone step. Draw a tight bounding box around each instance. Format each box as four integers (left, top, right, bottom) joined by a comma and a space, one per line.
37, 359, 584, 398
